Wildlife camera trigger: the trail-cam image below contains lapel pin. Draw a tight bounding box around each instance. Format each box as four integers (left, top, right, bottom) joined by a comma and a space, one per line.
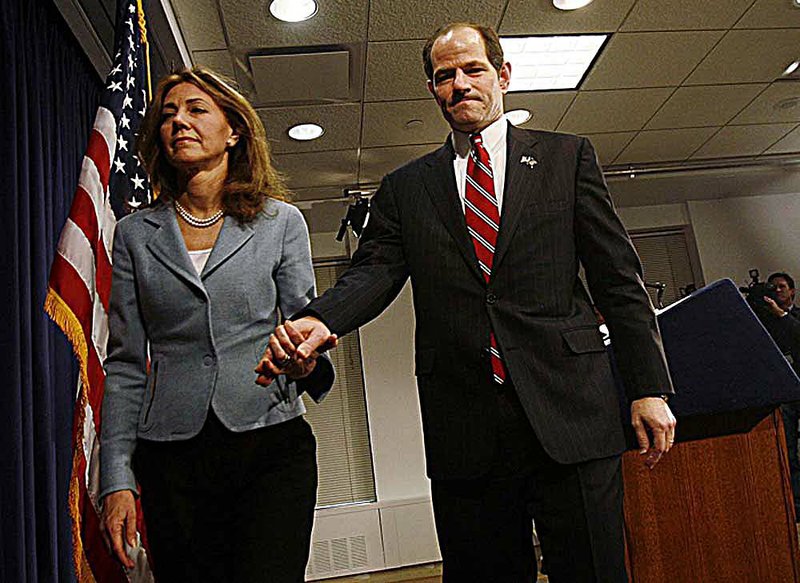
520, 155, 538, 168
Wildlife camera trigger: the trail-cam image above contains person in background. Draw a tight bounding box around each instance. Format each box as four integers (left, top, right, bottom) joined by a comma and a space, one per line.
261, 22, 675, 583
99, 66, 334, 582
761, 272, 800, 519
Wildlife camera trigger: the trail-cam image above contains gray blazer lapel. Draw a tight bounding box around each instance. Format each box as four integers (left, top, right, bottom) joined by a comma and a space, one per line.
202, 215, 254, 279
144, 204, 206, 295
423, 141, 485, 284
493, 124, 541, 272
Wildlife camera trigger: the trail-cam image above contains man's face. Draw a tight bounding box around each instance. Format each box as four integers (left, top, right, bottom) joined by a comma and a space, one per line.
771, 277, 796, 309
427, 27, 511, 133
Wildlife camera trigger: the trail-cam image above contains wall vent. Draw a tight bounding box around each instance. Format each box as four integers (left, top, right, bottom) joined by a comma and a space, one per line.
308, 535, 368, 577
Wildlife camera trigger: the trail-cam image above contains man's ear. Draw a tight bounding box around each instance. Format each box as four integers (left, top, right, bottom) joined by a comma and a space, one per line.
427, 79, 445, 106
499, 61, 511, 93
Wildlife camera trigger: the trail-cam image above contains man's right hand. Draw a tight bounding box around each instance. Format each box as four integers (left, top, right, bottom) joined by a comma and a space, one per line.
255, 317, 337, 386
764, 297, 788, 318
100, 489, 137, 569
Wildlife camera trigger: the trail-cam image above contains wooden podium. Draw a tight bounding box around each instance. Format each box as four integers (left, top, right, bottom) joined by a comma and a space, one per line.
613, 280, 800, 582
623, 411, 800, 582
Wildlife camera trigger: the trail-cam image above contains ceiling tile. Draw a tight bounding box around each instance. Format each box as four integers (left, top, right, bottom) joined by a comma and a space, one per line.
765, 124, 800, 154
684, 29, 800, 85
504, 92, 576, 131
192, 50, 236, 80
365, 40, 429, 101
500, 0, 636, 35
620, 0, 753, 31
582, 132, 636, 165
231, 44, 365, 108
735, 0, 800, 29
250, 51, 351, 103
362, 100, 450, 147
615, 127, 719, 164
273, 150, 359, 189
219, 0, 369, 48
582, 31, 723, 90
258, 103, 362, 154
359, 145, 439, 183
557, 88, 674, 134
691, 124, 796, 159
171, 0, 227, 51
730, 82, 800, 125
368, 0, 504, 41
645, 83, 769, 129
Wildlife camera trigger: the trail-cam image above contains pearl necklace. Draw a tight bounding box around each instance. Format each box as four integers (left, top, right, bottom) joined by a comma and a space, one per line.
174, 200, 224, 228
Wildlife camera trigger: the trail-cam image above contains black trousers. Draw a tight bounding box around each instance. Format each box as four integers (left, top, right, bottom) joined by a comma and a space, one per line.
133, 412, 317, 583
431, 384, 626, 583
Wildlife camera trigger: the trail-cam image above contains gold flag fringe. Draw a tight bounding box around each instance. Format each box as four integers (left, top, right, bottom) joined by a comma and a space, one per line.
44, 288, 97, 583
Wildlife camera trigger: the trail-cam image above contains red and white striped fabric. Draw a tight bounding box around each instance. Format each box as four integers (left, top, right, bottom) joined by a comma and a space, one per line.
465, 132, 507, 385
44, 0, 152, 580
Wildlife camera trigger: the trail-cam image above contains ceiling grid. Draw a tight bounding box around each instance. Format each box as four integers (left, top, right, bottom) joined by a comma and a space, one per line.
69, 0, 800, 213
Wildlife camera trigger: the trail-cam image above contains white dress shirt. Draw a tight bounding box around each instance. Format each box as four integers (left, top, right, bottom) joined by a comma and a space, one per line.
451, 116, 508, 215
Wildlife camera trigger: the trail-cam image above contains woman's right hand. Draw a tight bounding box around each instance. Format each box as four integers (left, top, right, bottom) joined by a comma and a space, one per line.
100, 489, 137, 569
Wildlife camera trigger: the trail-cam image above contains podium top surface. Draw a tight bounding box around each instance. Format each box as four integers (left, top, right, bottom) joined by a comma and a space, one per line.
653, 278, 800, 417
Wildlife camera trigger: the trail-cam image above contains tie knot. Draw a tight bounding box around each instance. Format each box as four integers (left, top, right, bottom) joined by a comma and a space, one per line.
469, 133, 483, 148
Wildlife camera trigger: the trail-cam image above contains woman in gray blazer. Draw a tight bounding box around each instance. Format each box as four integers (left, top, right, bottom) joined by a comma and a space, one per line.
98, 66, 335, 582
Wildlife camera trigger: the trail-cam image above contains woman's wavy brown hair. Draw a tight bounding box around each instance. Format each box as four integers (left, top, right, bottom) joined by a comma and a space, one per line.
137, 66, 290, 222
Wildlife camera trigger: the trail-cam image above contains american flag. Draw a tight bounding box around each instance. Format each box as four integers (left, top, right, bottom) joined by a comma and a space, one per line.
44, 0, 153, 580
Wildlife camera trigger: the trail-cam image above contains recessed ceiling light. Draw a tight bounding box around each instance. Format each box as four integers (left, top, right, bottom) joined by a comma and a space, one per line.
783, 60, 800, 76
505, 109, 532, 126
500, 34, 607, 91
288, 123, 324, 141
793, 0, 800, 8
553, 0, 595, 10
269, 0, 318, 22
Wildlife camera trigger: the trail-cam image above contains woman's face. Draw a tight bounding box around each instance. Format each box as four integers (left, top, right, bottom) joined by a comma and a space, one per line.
158, 82, 237, 172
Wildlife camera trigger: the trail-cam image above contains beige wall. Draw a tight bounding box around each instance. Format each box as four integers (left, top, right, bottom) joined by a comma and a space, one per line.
687, 192, 800, 289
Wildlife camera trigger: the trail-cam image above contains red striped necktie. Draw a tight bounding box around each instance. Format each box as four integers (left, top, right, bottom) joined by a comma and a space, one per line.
465, 133, 507, 384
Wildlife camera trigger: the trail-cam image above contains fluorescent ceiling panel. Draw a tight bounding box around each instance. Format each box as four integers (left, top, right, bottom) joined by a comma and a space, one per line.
500, 34, 607, 91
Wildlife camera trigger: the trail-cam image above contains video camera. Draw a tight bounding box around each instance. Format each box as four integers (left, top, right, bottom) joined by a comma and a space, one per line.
739, 269, 779, 312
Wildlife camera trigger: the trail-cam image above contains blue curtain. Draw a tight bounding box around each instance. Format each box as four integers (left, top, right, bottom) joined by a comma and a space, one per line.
1, 0, 102, 581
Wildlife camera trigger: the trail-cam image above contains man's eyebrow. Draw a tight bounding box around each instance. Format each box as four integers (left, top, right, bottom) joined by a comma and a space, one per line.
434, 60, 486, 75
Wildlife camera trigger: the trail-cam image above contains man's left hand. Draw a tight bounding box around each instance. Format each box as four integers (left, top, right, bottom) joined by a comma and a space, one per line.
631, 397, 677, 469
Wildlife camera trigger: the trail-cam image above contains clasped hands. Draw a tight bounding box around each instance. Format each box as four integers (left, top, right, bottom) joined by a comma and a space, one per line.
254, 318, 677, 469
255, 317, 338, 386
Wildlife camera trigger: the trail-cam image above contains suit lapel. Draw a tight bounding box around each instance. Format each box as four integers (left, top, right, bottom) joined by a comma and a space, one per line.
422, 140, 485, 284
201, 215, 254, 278
493, 124, 541, 272
144, 203, 206, 295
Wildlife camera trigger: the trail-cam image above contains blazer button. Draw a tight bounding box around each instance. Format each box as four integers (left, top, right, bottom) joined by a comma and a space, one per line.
203, 355, 214, 366
486, 292, 498, 305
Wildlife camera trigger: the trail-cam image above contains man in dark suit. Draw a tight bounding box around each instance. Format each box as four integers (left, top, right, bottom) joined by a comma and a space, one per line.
759, 272, 800, 518
258, 22, 676, 583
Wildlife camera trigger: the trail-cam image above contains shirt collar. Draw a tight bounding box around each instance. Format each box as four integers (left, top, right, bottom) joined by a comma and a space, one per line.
451, 116, 508, 158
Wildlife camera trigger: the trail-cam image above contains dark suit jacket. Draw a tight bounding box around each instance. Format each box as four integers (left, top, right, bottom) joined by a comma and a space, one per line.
762, 304, 800, 373
304, 124, 673, 479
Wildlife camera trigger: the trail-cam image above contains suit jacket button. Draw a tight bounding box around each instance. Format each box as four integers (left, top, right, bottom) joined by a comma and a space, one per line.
486, 292, 498, 305
203, 355, 214, 366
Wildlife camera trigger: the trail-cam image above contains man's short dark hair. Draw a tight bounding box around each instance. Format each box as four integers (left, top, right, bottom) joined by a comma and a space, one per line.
422, 22, 505, 81
769, 272, 796, 289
